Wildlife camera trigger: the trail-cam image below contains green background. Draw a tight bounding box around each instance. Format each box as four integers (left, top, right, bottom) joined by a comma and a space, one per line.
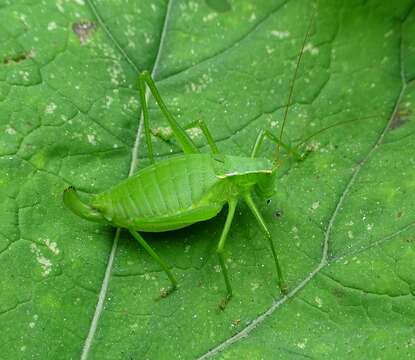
1, 0, 415, 359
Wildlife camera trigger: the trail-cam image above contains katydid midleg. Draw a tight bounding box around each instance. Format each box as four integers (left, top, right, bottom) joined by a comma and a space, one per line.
63, 16, 354, 307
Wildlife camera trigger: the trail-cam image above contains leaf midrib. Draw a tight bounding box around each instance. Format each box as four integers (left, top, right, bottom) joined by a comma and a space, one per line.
80, 1, 173, 359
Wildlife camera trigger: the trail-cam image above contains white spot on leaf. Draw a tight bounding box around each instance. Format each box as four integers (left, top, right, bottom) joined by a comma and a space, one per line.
87, 134, 97, 145
48, 21, 57, 31
44, 238, 60, 255
203, 13, 217, 22
45, 102, 57, 114
311, 201, 320, 210
30, 244, 52, 276
5, 126, 16, 135
186, 127, 203, 139
271, 30, 290, 39
304, 42, 319, 55
315, 296, 323, 307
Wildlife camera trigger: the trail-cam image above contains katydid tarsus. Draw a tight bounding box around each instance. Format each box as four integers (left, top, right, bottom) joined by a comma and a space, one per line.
63, 15, 365, 308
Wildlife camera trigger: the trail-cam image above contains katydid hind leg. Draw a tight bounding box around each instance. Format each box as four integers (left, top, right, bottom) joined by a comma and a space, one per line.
129, 229, 178, 297
243, 194, 287, 294
139, 71, 199, 155
216, 199, 237, 309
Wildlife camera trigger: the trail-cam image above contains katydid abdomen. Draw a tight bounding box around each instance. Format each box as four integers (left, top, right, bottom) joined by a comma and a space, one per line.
91, 154, 226, 232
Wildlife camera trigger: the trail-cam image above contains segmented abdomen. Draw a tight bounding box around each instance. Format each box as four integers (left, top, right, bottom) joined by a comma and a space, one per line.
92, 154, 224, 231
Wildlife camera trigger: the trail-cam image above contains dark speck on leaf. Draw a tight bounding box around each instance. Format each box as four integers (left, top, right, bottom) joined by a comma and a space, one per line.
332, 287, 346, 298
390, 106, 411, 130
266, 199, 271, 205
3, 49, 35, 65
205, 0, 231, 13
72, 21, 96, 45
274, 209, 283, 218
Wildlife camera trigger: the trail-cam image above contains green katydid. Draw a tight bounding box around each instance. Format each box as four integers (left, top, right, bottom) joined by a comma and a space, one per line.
62, 17, 367, 308
63, 68, 290, 305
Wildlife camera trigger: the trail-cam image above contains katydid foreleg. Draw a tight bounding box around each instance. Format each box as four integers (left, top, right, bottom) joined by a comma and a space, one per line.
251, 128, 303, 161
244, 194, 287, 294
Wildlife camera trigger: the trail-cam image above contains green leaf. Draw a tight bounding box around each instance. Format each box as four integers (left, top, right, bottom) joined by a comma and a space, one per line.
1, 0, 415, 359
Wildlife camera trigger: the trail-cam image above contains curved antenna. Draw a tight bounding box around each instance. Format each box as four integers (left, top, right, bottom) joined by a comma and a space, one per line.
275, 8, 316, 164
293, 114, 382, 152
272, 114, 383, 166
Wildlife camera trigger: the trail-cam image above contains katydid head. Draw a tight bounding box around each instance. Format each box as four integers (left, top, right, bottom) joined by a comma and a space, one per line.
254, 169, 277, 199
212, 154, 277, 199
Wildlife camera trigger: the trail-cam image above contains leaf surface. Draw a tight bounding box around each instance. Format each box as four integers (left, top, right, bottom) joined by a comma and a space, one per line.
1, 0, 415, 359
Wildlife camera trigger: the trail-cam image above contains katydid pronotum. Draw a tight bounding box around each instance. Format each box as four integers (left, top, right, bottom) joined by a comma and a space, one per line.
63, 17, 362, 308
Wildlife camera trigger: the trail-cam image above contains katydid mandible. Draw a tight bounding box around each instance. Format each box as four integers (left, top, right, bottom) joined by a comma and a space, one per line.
63, 20, 316, 307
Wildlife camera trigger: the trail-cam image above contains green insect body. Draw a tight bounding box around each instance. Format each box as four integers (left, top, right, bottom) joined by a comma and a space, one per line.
64, 70, 289, 305
91, 154, 273, 232
63, 18, 334, 306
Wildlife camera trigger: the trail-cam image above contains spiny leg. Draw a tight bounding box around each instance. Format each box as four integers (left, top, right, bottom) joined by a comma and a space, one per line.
243, 194, 287, 294
216, 199, 237, 309
139, 71, 199, 154
129, 229, 177, 297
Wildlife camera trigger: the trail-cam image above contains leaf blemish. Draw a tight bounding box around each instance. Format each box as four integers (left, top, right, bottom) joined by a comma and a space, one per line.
304, 42, 319, 56
87, 134, 97, 145
30, 244, 53, 276
186, 127, 203, 139
296, 339, 307, 349
390, 105, 411, 130
3, 48, 35, 65
45, 102, 57, 114
271, 30, 290, 39
47, 21, 57, 31
44, 238, 60, 255
311, 201, 320, 210
72, 21, 96, 45
5, 126, 17, 135
274, 209, 283, 218
28, 314, 39, 329
315, 296, 323, 307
